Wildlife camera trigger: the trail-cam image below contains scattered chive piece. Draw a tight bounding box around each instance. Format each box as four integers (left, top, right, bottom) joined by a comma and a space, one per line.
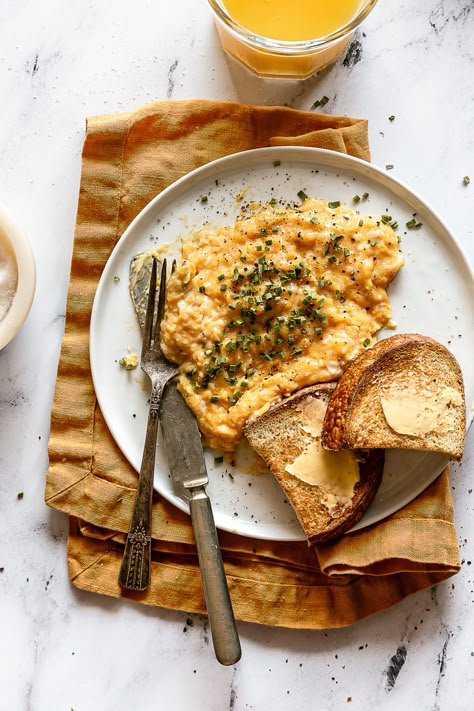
199, 285, 206, 293
273, 160, 281, 167
210, 396, 219, 403
320, 95, 329, 106
389, 115, 395, 121
113, 276, 120, 283
353, 195, 361, 203
228, 472, 234, 480
386, 164, 394, 170
363, 338, 370, 347
370, 240, 378, 247
214, 455, 224, 464
218, 274, 225, 280
328, 201, 340, 209
315, 327, 323, 335
17, 492, 24, 500
200, 195, 208, 203
358, 219, 364, 227
463, 175, 470, 186
406, 218, 422, 229
220, 284, 227, 291
362, 192, 369, 200
297, 189, 308, 201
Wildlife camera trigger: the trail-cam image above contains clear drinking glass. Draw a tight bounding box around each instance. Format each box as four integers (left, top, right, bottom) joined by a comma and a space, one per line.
207, 0, 378, 79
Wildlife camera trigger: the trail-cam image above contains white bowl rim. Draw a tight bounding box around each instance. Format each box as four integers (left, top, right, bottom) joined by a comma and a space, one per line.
0, 204, 36, 350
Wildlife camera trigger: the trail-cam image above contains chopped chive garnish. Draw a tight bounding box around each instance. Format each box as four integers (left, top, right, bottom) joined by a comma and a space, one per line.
273, 160, 281, 167
200, 195, 208, 203
113, 276, 120, 283
358, 219, 364, 227
406, 218, 422, 229
210, 396, 219, 404
363, 338, 370, 347
362, 192, 369, 199
218, 274, 225, 280
220, 284, 227, 291
389, 115, 395, 121
320, 95, 329, 105
315, 327, 323, 335
328, 201, 340, 209
370, 240, 378, 247
199, 285, 206, 293
463, 175, 470, 186
353, 195, 361, 203
297, 189, 308, 201
386, 164, 394, 170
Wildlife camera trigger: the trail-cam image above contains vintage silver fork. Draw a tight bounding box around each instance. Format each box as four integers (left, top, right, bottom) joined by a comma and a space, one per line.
119, 257, 179, 591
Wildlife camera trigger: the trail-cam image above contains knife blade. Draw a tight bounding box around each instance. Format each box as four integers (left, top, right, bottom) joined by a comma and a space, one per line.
160, 380, 241, 666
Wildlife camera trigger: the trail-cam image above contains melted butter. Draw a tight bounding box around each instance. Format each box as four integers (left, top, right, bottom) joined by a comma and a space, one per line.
380, 381, 463, 437
296, 396, 327, 437
286, 394, 359, 514
159, 198, 404, 451
285, 443, 359, 514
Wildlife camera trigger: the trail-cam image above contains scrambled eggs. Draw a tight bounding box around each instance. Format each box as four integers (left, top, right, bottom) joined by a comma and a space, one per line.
160, 198, 404, 451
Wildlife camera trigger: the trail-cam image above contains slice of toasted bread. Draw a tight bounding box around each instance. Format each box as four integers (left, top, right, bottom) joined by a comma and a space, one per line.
244, 383, 385, 543
322, 333, 466, 460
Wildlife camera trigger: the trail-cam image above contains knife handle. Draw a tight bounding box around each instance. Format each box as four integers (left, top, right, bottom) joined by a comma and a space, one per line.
189, 487, 241, 666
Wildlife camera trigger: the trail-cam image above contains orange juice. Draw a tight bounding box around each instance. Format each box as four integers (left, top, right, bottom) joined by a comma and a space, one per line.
209, 0, 377, 78
222, 0, 362, 41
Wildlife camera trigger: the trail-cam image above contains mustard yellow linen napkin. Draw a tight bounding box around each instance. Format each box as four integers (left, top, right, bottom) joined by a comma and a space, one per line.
46, 99, 460, 629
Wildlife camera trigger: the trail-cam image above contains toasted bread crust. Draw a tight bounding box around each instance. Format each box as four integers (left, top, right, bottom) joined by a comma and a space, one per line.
322, 333, 466, 460
244, 383, 384, 543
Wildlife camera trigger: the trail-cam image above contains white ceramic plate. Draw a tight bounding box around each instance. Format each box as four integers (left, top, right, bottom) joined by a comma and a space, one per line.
90, 147, 474, 542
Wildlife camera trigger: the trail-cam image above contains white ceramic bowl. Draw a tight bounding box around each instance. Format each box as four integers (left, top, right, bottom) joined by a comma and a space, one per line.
0, 204, 36, 350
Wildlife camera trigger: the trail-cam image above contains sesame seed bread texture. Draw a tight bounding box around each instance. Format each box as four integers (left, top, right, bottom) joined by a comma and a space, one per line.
244, 383, 385, 543
322, 333, 466, 460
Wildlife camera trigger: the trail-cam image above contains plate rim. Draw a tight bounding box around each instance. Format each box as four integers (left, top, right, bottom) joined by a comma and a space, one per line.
90, 145, 474, 542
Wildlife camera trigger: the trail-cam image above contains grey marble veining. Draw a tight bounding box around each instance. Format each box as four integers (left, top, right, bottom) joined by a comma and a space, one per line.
1, 0, 474, 709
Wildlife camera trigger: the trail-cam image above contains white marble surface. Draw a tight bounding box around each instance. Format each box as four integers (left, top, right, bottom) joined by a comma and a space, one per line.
1, 0, 474, 708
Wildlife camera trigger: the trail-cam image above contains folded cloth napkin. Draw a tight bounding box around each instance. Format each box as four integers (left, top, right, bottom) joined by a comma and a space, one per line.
46, 99, 460, 629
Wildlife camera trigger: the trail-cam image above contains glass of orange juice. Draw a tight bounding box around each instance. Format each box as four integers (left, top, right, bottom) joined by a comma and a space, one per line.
207, 0, 378, 79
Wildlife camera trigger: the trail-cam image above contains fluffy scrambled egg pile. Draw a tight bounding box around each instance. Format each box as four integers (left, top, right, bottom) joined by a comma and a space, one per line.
160, 198, 404, 451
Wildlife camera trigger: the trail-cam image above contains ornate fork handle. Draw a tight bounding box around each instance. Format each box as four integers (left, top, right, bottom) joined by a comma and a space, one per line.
119, 377, 164, 591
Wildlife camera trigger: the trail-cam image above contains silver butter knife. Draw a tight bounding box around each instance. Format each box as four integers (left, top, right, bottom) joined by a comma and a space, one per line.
160, 380, 241, 666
